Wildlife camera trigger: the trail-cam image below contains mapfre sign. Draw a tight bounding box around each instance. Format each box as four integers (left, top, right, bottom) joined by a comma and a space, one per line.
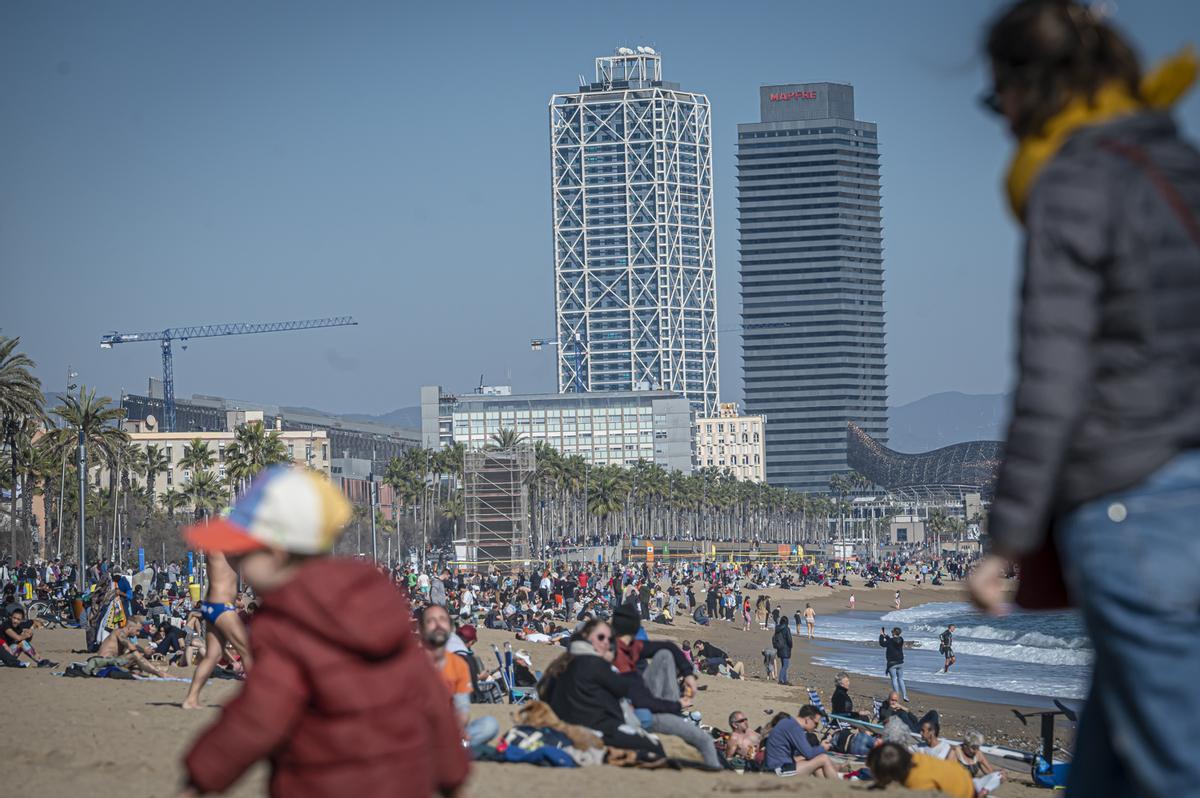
769, 90, 817, 102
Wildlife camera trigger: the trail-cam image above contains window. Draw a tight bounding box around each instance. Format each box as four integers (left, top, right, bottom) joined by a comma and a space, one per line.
896, 527, 908, 542
288, 444, 295, 458
322, 444, 328, 461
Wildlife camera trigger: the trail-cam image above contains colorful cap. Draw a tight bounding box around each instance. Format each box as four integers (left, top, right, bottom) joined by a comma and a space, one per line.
184, 465, 351, 555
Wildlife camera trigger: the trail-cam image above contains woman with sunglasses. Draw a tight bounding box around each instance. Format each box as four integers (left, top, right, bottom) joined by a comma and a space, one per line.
537, 619, 667, 758
969, 3, 1200, 797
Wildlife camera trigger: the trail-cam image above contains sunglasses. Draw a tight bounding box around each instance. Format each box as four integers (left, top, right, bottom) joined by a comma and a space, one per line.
733, 718, 748, 724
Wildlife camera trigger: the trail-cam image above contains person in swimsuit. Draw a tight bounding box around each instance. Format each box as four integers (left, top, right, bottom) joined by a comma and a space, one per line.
182, 551, 253, 709
803, 604, 816, 639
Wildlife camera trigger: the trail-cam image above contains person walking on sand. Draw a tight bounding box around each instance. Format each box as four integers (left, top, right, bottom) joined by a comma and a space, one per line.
182, 550, 253, 710
894, 590, 901, 610
967, 7, 1200, 797
849, 593, 856, 611
803, 603, 816, 639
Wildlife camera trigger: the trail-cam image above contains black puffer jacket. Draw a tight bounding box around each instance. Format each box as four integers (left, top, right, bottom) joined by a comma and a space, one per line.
991, 112, 1200, 556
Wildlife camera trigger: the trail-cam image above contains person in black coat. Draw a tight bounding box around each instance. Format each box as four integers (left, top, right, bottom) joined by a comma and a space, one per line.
772, 615, 793, 685
831, 672, 868, 721
879, 627, 907, 702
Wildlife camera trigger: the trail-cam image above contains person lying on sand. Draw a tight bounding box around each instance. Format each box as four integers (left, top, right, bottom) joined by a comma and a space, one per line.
868, 742, 973, 798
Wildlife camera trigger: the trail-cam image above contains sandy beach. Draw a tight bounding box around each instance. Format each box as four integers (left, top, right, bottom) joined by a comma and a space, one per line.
3, 580, 1072, 797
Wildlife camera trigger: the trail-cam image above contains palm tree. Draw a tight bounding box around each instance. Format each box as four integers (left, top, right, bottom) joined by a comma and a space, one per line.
1, 336, 45, 556
159, 488, 187, 521
180, 438, 215, 476
487, 428, 526, 450
183, 469, 224, 520
140, 443, 170, 505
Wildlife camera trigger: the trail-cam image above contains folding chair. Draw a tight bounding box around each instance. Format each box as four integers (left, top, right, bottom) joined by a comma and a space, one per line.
490, 642, 533, 704
872, 697, 884, 723
805, 687, 843, 731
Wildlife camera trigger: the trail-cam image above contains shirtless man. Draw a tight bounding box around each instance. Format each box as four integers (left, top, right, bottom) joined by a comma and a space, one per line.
726, 710, 763, 763
803, 603, 816, 639
182, 551, 253, 709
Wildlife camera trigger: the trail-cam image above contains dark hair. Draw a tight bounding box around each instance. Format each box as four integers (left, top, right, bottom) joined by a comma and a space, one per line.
921, 717, 941, 736
797, 705, 821, 720
985, 0, 1142, 137
866, 742, 915, 786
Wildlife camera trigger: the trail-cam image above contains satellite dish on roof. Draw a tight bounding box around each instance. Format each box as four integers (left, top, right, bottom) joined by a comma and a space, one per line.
145, 414, 157, 431
644, 46, 656, 55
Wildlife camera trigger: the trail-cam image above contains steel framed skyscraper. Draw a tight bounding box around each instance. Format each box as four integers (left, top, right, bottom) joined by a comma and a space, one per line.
550, 48, 719, 416
738, 83, 888, 493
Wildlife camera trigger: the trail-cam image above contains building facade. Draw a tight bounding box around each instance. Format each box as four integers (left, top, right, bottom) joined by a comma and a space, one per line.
550, 47, 719, 416
111, 413, 331, 496
694, 402, 766, 482
738, 82, 889, 493
421, 386, 694, 473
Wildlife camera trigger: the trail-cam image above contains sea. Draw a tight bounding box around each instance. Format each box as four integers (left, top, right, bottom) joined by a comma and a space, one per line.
793, 601, 1091, 706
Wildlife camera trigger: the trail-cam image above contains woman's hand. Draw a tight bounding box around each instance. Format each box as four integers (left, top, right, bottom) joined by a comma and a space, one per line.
967, 555, 1011, 617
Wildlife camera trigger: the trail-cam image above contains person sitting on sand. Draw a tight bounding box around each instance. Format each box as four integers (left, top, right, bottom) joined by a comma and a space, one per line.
952, 731, 1004, 796
762, 705, 841, 778
867, 742, 973, 798
724, 710, 763, 758
0, 607, 56, 667
917, 716, 953, 759
692, 640, 745, 678
610, 603, 719, 769
538, 618, 667, 757
879, 692, 940, 734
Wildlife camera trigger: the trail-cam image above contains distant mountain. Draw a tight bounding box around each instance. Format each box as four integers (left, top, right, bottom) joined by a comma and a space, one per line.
341, 406, 422, 430
887, 391, 1010, 453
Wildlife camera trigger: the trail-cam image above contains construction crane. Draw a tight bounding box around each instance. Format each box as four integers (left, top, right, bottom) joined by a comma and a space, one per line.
530, 331, 587, 392
100, 316, 357, 432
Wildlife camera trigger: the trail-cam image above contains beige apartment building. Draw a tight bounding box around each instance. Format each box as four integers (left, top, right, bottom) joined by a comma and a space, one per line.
695, 402, 765, 482
107, 410, 330, 495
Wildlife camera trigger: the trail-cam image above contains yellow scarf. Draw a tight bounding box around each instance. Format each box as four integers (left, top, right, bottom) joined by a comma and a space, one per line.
1006, 48, 1198, 222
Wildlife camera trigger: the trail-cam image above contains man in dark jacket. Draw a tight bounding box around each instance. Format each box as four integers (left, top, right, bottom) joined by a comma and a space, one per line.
879, 627, 907, 701
772, 615, 793, 685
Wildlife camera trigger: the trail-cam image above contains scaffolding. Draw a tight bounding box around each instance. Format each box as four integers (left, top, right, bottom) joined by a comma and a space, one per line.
463, 444, 535, 573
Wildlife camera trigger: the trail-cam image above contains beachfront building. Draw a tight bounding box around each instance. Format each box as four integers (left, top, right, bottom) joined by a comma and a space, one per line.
420, 385, 694, 473
121, 381, 418, 465
103, 411, 330, 495
694, 402, 766, 482
738, 82, 889, 493
549, 47, 719, 417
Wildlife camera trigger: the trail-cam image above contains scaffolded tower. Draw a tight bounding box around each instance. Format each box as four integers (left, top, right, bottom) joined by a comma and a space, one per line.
463, 444, 535, 572
550, 47, 719, 417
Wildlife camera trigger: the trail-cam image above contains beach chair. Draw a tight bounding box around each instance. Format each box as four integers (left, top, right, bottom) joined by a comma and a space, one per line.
491, 642, 533, 705
805, 687, 844, 731
872, 697, 884, 722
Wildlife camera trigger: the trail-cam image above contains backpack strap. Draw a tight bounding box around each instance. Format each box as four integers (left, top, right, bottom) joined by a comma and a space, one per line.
1100, 139, 1200, 249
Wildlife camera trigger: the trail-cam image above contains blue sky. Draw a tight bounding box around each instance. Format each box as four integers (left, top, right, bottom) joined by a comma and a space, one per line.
3, 0, 1198, 416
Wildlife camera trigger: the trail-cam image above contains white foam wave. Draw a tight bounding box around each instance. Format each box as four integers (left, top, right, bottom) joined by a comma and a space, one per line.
880, 602, 966, 624
950, 640, 1092, 666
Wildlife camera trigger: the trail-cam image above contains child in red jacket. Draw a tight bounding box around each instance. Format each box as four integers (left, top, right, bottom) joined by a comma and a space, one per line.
178, 466, 468, 797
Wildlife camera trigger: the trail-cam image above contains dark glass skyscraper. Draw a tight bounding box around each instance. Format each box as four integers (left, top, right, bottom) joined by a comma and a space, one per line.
738, 82, 888, 493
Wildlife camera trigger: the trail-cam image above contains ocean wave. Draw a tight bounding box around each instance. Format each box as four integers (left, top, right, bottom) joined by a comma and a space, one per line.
880, 602, 968, 624
950, 640, 1092, 666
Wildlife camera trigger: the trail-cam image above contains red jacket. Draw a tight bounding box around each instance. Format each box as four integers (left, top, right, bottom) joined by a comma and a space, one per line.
184, 558, 469, 797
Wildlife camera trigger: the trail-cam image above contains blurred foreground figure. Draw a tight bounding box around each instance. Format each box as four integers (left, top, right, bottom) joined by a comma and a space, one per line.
179, 466, 468, 797
969, 2, 1200, 797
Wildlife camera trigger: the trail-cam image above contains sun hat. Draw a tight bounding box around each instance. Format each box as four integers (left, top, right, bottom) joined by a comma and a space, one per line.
184, 465, 351, 555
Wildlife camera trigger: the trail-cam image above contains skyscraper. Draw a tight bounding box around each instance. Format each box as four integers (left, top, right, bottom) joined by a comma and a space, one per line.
549, 48, 719, 417
738, 83, 888, 493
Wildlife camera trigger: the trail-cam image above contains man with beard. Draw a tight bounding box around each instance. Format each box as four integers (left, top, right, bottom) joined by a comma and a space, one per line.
420, 604, 499, 751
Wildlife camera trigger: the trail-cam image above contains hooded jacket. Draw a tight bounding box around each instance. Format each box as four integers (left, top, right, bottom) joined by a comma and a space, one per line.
542, 640, 636, 735
184, 558, 468, 797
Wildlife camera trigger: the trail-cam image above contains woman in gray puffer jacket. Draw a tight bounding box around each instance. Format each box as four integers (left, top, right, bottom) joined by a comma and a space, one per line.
969, 3, 1200, 797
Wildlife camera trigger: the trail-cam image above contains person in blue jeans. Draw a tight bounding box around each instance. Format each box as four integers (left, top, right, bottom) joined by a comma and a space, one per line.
879, 627, 907, 702
772, 615, 793, 685
969, 4, 1200, 797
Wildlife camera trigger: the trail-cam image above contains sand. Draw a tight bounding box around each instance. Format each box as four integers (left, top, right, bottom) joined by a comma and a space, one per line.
4, 581, 1063, 797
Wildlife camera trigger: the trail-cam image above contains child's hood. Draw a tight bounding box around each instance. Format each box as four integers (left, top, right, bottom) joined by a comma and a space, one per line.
263, 558, 413, 658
